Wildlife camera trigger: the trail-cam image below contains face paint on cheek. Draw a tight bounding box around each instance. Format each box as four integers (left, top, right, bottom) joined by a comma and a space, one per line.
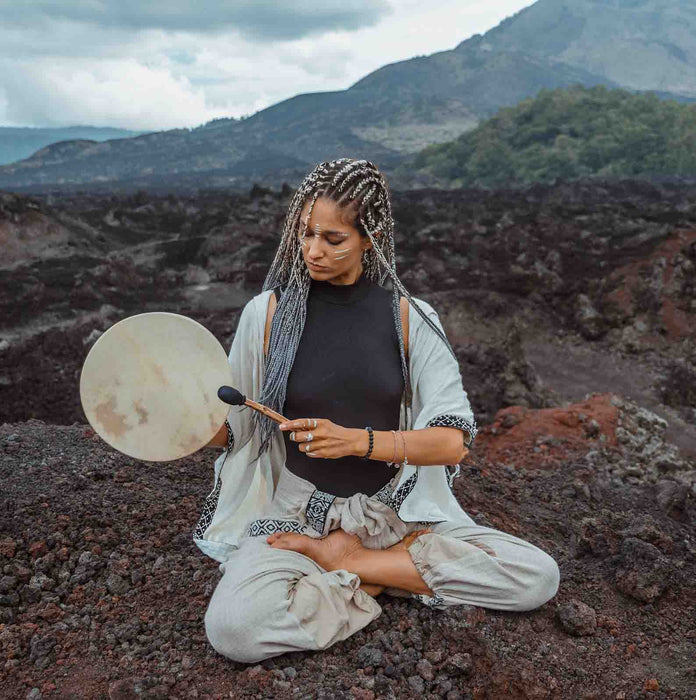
332, 247, 352, 260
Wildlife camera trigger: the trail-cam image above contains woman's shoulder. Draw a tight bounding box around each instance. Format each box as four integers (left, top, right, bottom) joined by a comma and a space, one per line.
234, 290, 274, 334
405, 295, 438, 320
242, 289, 274, 312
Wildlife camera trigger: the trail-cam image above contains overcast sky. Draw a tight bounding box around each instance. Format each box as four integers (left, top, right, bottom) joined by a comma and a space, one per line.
0, 0, 536, 132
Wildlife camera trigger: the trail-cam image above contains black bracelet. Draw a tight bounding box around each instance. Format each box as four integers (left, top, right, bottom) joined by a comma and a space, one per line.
360, 426, 374, 460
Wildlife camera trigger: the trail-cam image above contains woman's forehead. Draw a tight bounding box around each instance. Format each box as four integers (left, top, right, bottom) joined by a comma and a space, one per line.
300, 196, 359, 231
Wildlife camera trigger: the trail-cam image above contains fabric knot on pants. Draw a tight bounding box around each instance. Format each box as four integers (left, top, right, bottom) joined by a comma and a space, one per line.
322, 491, 410, 549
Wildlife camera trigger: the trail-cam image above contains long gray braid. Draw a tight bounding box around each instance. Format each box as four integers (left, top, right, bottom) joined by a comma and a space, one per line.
249, 158, 457, 458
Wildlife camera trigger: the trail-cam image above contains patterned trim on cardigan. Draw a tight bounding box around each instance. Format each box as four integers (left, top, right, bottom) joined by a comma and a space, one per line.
426, 413, 477, 448
306, 489, 337, 534
246, 519, 305, 537
372, 472, 418, 514
193, 476, 222, 540
192, 421, 234, 541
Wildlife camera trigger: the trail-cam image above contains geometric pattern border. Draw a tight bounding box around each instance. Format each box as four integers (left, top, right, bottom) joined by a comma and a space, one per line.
373, 472, 418, 514
426, 413, 478, 449
306, 489, 336, 534
225, 419, 235, 451
246, 518, 305, 537
192, 422, 234, 542
445, 464, 460, 488
390, 473, 418, 512
413, 592, 448, 610
193, 475, 223, 540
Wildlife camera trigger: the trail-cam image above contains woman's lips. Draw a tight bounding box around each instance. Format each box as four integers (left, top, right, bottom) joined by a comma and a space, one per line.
308, 262, 328, 270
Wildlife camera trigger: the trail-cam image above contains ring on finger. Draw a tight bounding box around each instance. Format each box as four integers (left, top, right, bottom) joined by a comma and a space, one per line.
290, 431, 296, 441
312, 419, 317, 429
306, 432, 313, 442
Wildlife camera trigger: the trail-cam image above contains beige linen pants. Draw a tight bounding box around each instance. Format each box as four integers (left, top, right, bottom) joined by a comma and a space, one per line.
205, 467, 559, 664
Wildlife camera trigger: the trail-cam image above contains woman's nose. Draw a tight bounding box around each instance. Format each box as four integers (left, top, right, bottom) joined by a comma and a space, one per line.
307, 236, 324, 258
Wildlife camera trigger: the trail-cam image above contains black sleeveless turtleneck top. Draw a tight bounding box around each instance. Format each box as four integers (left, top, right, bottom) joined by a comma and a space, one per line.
279, 273, 404, 497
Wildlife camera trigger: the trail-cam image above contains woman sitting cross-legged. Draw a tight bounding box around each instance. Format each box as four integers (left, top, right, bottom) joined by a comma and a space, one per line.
194, 158, 560, 664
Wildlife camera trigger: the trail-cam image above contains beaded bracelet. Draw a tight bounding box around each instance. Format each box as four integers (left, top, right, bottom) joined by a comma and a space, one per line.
361, 426, 374, 460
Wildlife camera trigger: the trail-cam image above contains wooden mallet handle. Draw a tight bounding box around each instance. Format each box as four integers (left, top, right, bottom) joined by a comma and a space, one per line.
217, 386, 288, 424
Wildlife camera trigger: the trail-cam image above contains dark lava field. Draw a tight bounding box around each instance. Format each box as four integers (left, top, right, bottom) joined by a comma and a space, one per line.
1, 180, 695, 699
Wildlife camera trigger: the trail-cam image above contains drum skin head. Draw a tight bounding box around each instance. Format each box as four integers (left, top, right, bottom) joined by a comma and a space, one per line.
80, 312, 231, 462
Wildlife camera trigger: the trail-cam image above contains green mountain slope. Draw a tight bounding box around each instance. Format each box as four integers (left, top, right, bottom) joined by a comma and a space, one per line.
407, 85, 696, 187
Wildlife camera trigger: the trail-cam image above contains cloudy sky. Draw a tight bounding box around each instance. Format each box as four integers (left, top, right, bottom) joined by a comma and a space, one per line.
0, 1, 536, 132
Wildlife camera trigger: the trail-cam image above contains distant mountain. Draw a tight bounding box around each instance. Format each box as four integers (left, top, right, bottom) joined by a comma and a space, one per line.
2, 0, 696, 191
476, 0, 696, 98
0, 126, 148, 166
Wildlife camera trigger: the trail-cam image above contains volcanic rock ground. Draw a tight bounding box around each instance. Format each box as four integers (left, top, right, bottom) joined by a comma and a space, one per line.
1, 181, 695, 698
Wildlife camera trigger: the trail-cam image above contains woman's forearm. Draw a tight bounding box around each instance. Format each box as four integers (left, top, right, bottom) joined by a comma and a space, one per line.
349, 426, 468, 466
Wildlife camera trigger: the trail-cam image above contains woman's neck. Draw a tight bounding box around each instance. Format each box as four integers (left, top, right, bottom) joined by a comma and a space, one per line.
310, 269, 370, 305
324, 264, 364, 286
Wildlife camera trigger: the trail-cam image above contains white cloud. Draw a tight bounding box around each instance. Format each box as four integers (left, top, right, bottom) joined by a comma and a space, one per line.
0, 58, 225, 130
0, 1, 391, 40
0, 0, 537, 130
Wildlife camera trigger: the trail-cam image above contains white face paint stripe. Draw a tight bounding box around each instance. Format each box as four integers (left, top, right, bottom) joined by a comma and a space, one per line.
334, 253, 350, 260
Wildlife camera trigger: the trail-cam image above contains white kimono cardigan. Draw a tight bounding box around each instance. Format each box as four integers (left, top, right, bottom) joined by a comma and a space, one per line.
194, 290, 478, 563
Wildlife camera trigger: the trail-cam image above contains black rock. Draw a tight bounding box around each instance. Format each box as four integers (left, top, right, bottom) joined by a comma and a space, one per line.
357, 645, 384, 668
556, 599, 597, 636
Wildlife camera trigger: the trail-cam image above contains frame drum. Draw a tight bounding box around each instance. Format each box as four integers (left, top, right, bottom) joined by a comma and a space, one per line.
80, 312, 231, 461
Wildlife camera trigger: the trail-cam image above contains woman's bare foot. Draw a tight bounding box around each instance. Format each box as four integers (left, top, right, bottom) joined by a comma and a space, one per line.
267, 528, 437, 598
267, 528, 364, 573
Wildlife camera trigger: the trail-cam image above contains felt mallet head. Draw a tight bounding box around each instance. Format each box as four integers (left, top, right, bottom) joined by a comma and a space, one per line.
217, 386, 246, 406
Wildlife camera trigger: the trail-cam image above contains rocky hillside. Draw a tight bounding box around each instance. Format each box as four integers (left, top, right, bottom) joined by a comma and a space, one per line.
3, 0, 696, 190
1, 392, 694, 698
0, 127, 146, 167
1, 180, 695, 697
3, 180, 696, 450
0, 183, 696, 448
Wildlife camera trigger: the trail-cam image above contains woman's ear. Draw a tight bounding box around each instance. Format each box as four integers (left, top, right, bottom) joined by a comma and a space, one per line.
363, 231, 381, 251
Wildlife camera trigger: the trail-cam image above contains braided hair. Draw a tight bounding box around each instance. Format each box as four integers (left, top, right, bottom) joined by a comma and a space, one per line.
250, 158, 457, 457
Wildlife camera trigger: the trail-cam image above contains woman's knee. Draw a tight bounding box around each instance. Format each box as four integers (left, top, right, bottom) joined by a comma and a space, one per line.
511, 550, 560, 612
204, 597, 269, 664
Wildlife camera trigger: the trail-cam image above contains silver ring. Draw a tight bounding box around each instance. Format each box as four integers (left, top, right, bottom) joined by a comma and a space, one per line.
290, 432, 296, 442
306, 432, 313, 442
312, 419, 317, 429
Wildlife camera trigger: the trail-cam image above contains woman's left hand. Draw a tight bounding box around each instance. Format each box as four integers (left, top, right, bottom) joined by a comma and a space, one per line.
278, 418, 357, 459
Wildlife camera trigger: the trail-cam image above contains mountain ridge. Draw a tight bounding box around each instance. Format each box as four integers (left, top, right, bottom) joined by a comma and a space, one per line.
2, 0, 696, 190
0, 126, 147, 167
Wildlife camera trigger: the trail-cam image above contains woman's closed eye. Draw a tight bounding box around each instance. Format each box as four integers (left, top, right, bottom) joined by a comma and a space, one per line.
302, 232, 346, 246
